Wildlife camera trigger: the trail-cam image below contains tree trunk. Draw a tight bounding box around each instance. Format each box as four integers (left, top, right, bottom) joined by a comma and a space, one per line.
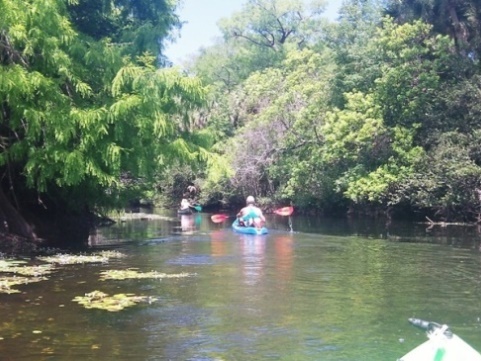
0, 186, 37, 240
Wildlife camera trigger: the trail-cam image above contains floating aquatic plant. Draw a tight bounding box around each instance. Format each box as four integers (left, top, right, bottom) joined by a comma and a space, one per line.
0, 276, 48, 294
0, 251, 128, 294
96, 250, 126, 259
0, 263, 57, 277
38, 251, 126, 265
0, 259, 56, 293
0, 259, 27, 268
38, 254, 108, 264
99, 269, 194, 281
72, 290, 158, 312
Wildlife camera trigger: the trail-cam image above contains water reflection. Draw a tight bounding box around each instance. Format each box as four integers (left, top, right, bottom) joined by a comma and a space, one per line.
210, 230, 227, 257
180, 214, 195, 233
174, 214, 203, 235
239, 234, 266, 285
274, 235, 294, 283
3, 213, 481, 360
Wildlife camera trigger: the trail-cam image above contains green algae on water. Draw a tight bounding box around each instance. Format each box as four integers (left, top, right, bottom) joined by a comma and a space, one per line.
72, 290, 158, 312
0, 251, 127, 294
38, 250, 126, 265
0, 276, 48, 294
99, 268, 194, 281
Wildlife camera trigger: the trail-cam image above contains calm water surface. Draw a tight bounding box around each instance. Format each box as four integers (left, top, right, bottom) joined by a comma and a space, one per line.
1, 211, 481, 360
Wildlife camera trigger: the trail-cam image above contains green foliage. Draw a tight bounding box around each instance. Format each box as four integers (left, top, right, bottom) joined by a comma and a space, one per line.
199, 48, 337, 206
0, 0, 210, 220
190, 1, 339, 208
373, 18, 451, 129
218, 0, 327, 52
393, 131, 481, 220
321, 92, 424, 204
201, 154, 234, 200
193, 0, 330, 92
323, 0, 385, 108
322, 93, 384, 165
189, 0, 481, 220
384, 0, 481, 60
67, 0, 181, 62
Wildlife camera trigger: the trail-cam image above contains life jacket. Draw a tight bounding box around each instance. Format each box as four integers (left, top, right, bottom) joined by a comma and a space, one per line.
241, 206, 260, 222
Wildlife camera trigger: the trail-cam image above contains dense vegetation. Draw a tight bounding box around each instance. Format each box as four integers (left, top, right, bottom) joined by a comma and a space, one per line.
1, 0, 481, 248
0, 0, 210, 245
184, 0, 481, 223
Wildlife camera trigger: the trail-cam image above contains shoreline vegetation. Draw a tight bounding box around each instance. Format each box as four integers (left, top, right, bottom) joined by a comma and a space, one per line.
2, 0, 481, 252
2, 209, 481, 257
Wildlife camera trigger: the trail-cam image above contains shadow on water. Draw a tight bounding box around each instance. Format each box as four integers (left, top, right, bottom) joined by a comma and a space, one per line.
282, 214, 481, 250
87, 210, 481, 254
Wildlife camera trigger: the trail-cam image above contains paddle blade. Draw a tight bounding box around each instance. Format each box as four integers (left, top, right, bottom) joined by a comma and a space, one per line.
188, 204, 202, 212
274, 206, 294, 216
211, 214, 229, 223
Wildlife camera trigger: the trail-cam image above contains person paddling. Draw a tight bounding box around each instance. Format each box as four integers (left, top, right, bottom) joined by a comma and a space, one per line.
180, 194, 191, 210
237, 196, 266, 229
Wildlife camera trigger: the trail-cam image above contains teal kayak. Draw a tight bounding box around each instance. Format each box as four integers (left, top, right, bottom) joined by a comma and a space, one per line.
232, 219, 268, 235
400, 318, 481, 361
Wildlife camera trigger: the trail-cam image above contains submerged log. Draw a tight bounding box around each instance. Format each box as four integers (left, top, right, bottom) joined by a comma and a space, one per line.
424, 216, 473, 228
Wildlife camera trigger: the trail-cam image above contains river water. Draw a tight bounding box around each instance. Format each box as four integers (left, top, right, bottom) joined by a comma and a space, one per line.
1, 211, 481, 360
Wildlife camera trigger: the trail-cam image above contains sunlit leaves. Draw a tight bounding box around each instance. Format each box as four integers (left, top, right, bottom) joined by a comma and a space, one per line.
192, 0, 481, 219
0, 0, 210, 218
107, 60, 209, 183
325, 93, 381, 156
321, 18, 459, 206
322, 93, 424, 203
373, 19, 451, 128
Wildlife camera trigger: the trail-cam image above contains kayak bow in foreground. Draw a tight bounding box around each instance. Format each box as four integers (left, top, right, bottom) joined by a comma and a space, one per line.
400, 318, 481, 361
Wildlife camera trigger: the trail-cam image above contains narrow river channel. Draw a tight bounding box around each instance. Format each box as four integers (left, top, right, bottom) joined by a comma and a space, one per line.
1, 211, 481, 360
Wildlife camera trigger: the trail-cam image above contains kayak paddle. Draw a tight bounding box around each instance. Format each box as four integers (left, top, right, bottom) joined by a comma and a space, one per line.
189, 204, 202, 212
211, 214, 230, 223
273, 206, 294, 216
211, 206, 293, 223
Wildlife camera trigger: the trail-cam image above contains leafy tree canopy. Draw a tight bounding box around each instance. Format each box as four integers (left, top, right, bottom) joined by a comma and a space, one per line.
0, 0, 210, 240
